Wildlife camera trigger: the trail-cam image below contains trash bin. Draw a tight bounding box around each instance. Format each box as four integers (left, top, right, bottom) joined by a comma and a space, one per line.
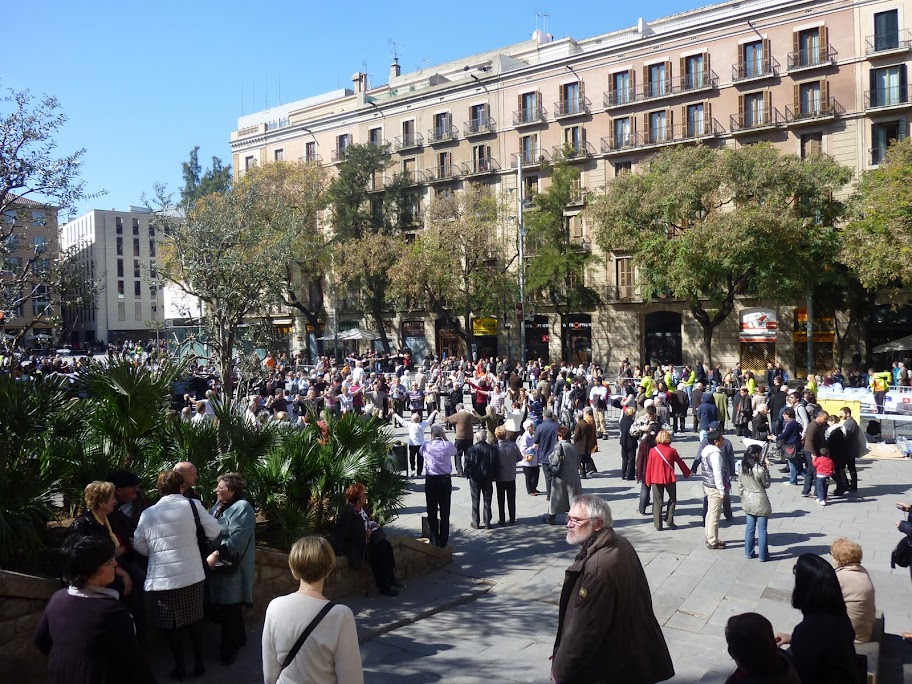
391, 443, 408, 472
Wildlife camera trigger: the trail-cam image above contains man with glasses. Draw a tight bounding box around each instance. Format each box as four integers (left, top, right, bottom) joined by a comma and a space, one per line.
551, 494, 674, 684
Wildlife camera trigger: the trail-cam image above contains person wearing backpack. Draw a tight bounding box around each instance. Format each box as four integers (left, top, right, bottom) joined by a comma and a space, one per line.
464, 430, 499, 529
543, 425, 583, 525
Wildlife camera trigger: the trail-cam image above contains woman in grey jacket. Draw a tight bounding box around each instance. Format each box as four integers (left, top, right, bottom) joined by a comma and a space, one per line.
740, 444, 772, 562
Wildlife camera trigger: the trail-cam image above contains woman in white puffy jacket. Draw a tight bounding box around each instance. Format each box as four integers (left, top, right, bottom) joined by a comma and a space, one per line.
134, 469, 220, 680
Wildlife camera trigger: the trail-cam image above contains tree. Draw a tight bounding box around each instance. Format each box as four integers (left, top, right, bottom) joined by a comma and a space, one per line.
330, 144, 412, 354
180, 146, 232, 206
155, 160, 326, 399
390, 183, 514, 353
588, 143, 852, 366
0, 85, 101, 343
524, 157, 601, 357
841, 137, 912, 290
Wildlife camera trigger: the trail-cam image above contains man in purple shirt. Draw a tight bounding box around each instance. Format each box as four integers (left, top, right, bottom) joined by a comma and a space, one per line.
420, 425, 456, 548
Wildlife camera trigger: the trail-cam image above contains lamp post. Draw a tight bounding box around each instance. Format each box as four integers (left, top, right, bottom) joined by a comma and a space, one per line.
517, 152, 527, 366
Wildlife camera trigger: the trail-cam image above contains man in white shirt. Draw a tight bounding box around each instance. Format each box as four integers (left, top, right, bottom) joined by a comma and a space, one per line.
588, 380, 609, 439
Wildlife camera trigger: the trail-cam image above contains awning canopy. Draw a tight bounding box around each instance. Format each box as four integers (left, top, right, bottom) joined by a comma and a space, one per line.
317, 327, 381, 342
873, 335, 912, 353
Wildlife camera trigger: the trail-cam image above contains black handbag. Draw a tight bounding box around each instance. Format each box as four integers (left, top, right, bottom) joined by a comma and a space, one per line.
891, 536, 912, 569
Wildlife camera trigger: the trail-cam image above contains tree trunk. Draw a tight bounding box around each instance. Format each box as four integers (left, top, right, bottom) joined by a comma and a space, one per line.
369, 296, 390, 355
700, 322, 714, 370
465, 310, 474, 361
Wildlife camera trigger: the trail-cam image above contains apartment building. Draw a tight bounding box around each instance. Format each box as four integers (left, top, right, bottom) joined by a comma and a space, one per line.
61, 208, 165, 347
0, 196, 59, 345
230, 0, 912, 372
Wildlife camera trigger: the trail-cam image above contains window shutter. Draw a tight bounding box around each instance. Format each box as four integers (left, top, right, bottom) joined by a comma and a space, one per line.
665, 60, 673, 90
793, 84, 801, 112
820, 79, 829, 110
643, 112, 649, 141
705, 51, 711, 75
608, 74, 615, 99
738, 94, 745, 126
517, 93, 523, 114
667, 108, 674, 139
792, 31, 800, 61
764, 89, 772, 122
581, 126, 587, 145
819, 26, 828, 58
629, 68, 636, 91
680, 57, 686, 81
706, 101, 713, 131
762, 38, 771, 69
900, 117, 908, 140
536, 91, 542, 114
681, 105, 688, 133
485, 145, 492, 159
579, 81, 586, 101
902, 65, 909, 101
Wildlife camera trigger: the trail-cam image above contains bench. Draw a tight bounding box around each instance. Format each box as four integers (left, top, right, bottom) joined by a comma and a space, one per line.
855, 610, 885, 684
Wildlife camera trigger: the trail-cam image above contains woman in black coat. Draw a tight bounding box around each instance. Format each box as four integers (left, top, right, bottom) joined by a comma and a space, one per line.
34, 535, 155, 684
331, 482, 400, 596
618, 406, 639, 481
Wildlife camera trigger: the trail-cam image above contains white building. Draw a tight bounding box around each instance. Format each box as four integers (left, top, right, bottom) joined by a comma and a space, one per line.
61, 207, 165, 347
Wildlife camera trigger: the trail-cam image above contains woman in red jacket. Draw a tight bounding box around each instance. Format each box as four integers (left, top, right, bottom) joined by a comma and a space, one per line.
645, 430, 692, 531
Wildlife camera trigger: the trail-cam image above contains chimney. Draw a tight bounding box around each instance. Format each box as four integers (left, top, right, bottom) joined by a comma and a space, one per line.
352, 72, 364, 93
390, 57, 401, 82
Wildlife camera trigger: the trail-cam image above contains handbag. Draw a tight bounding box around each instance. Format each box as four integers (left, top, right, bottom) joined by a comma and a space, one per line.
189, 498, 246, 575
280, 602, 337, 673
783, 443, 798, 458
891, 536, 912, 569
544, 443, 565, 478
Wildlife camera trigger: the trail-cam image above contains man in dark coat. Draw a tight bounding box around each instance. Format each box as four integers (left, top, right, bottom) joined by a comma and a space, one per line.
464, 430, 498, 529
573, 407, 597, 478
534, 409, 560, 499
552, 494, 674, 684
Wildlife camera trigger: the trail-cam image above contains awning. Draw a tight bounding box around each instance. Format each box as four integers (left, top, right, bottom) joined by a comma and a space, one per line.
317, 327, 381, 341
271, 318, 293, 326
873, 335, 912, 353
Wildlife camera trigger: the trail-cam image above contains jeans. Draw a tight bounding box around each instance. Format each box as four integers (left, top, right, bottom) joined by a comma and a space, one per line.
638, 482, 652, 514
801, 452, 817, 495
744, 514, 768, 561
651, 482, 677, 529
815, 475, 829, 502
469, 479, 493, 527
787, 456, 801, 484
522, 465, 540, 494
704, 485, 723, 545
495, 480, 516, 524
425, 474, 452, 548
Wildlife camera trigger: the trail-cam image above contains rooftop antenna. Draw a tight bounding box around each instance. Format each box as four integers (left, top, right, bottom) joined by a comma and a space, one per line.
388, 39, 403, 61
361, 60, 374, 90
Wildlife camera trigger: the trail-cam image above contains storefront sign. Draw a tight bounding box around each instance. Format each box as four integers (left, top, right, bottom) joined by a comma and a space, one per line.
472, 317, 498, 337
739, 308, 777, 343
402, 320, 425, 337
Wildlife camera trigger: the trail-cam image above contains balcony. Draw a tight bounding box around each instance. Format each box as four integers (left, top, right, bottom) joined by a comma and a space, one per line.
865, 85, 911, 111
464, 116, 496, 137
460, 158, 500, 177
298, 154, 323, 165
427, 125, 459, 145
394, 132, 424, 151
603, 70, 720, 109
392, 170, 426, 185
866, 30, 912, 56
425, 164, 460, 183
367, 138, 389, 148
553, 96, 591, 119
510, 148, 552, 168
600, 132, 643, 155
552, 140, 597, 161
784, 96, 844, 125
786, 44, 837, 72
330, 147, 348, 163
732, 57, 781, 83
672, 118, 724, 141
569, 235, 592, 251
729, 108, 784, 134
513, 105, 547, 127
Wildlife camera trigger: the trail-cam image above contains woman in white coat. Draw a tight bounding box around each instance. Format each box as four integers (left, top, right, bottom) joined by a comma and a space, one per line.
134, 469, 220, 680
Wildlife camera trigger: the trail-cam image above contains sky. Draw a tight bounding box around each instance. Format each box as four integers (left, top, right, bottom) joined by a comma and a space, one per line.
5, 0, 698, 218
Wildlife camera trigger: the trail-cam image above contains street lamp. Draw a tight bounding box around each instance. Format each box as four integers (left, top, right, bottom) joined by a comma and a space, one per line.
517, 153, 527, 365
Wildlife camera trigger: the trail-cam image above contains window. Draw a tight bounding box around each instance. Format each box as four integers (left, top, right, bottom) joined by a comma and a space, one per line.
616, 257, 633, 298
742, 40, 766, 78
244, 156, 255, 171
32, 285, 49, 318
149, 240, 156, 257
336, 133, 351, 153
433, 112, 451, 139
870, 65, 908, 107
115, 217, 123, 235
368, 127, 383, 146
560, 81, 582, 114
402, 157, 416, 182
520, 134, 538, 164
151, 305, 158, 321
472, 144, 491, 172
524, 174, 539, 198
469, 103, 488, 130
3, 255, 22, 272
4, 234, 18, 252
518, 91, 540, 123
30, 210, 45, 225
33, 237, 47, 254
612, 71, 632, 105
133, 259, 140, 278
872, 119, 907, 164
686, 103, 706, 136
563, 125, 583, 153
874, 10, 900, 52
798, 81, 823, 116
118, 303, 125, 321
132, 218, 139, 235
401, 121, 415, 146
613, 117, 632, 147
305, 141, 317, 162
274, 149, 285, 161
135, 302, 142, 321
569, 214, 584, 241
743, 92, 766, 126
134, 281, 141, 298
648, 110, 669, 143
684, 54, 706, 90
149, 223, 156, 237
647, 63, 668, 98
614, 161, 632, 176
116, 259, 124, 278
116, 237, 123, 256
436, 151, 451, 176
795, 27, 827, 68
117, 280, 125, 299
133, 238, 140, 257
800, 132, 823, 158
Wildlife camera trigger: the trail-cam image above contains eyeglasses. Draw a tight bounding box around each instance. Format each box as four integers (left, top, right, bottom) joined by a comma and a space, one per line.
567, 516, 594, 527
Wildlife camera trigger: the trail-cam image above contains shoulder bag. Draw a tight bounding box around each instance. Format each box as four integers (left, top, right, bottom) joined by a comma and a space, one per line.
651, 446, 674, 471
544, 442, 566, 478
188, 498, 215, 572
280, 602, 337, 673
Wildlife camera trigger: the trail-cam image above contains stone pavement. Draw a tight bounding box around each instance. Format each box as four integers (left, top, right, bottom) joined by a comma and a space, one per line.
153, 421, 912, 683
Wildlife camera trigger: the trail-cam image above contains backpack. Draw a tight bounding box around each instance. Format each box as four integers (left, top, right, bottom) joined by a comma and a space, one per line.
805, 402, 821, 421
892, 536, 912, 569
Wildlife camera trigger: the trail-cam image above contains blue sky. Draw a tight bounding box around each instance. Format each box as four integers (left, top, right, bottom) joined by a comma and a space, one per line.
5, 0, 696, 217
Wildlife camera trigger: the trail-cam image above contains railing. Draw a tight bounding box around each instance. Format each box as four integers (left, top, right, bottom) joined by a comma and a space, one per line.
330, 147, 348, 163
729, 107, 784, 132
603, 70, 719, 108
298, 154, 323, 165
569, 235, 592, 250
553, 96, 591, 118
732, 56, 781, 82
510, 148, 552, 168
464, 116, 495, 137
427, 125, 459, 144
600, 132, 643, 153
865, 85, 910, 109
513, 105, 546, 126
391, 170, 426, 185
784, 96, 844, 123
460, 158, 500, 176
367, 138, 389, 148
425, 164, 460, 182
568, 187, 588, 204
786, 44, 837, 71
866, 30, 912, 55
552, 140, 597, 160
394, 132, 424, 151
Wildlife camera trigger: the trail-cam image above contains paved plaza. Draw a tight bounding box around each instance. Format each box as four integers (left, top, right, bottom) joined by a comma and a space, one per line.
154, 421, 912, 683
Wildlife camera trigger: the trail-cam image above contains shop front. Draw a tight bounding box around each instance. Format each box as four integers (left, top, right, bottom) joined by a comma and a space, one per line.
561, 314, 592, 365
524, 315, 550, 362
794, 307, 834, 373
739, 307, 777, 375
644, 311, 682, 366
472, 316, 499, 361
402, 320, 427, 364
435, 319, 465, 360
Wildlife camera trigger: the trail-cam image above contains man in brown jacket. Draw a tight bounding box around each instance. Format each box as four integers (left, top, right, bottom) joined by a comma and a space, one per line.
552, 494, 674, 684
572, 407, 597, 478
445, 404, 481, 477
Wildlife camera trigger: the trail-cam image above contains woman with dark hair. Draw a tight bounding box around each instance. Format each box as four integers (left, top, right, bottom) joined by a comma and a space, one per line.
33, 535, 156, 684
778, 408, 804, 486
740, 444, 772, 562
724, 612, 800, 684
775, 554, 858, 684
206, 473, 256, 665
331, 482, 399, 596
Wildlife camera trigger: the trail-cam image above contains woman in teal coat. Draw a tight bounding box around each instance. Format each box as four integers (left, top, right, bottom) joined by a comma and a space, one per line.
205, 472, 256, 665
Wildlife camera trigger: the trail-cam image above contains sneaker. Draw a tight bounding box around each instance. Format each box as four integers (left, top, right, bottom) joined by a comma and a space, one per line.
818, 499, 827, 506
469, 522, 479, 529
